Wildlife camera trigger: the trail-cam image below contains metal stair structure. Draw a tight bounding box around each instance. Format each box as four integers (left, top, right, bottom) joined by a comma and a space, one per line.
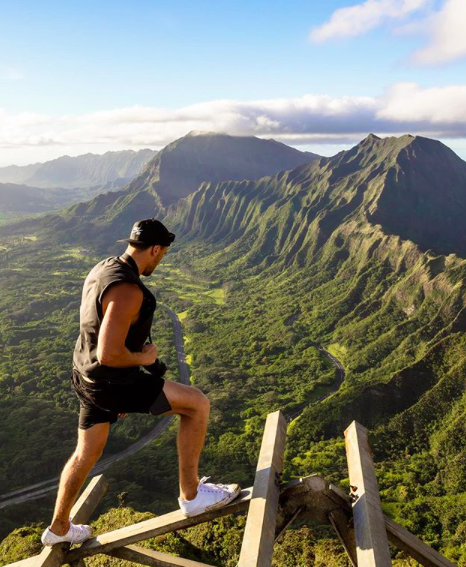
6, 411, 455, 567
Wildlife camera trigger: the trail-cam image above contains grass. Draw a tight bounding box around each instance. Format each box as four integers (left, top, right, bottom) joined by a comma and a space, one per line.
326, 343, 348, 360
205, 288, 225, 304
55, 248, 96, 260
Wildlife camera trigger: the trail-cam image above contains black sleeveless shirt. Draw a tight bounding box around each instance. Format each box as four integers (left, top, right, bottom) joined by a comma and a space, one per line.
72, 253, 156, 382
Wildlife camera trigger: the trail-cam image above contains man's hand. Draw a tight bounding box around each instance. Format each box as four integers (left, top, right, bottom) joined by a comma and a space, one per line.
141, 344, 158, 366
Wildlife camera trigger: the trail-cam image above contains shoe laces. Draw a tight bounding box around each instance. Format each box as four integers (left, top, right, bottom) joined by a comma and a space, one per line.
198, 476, 231, 493
68, 519, 87, 546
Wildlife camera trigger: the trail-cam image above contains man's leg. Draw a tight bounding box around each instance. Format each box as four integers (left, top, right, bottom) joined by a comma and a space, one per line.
49, 422, 110, 535
161, 381, 210, 501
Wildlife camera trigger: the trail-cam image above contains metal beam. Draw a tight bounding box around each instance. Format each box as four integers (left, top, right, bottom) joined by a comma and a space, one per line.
238, 410, 287, 567
329, 508, 357, 567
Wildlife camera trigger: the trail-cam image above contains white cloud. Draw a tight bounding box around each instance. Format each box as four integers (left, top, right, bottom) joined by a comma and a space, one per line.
309, 0, 429, 42
378, 82, 466, 122
311, 0, 466, 66
0, 65, 23, 80
2, 82, 466, 165
411, 0, 466, 64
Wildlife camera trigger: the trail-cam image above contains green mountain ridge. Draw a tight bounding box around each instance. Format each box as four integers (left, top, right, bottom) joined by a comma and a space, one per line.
164, 133, 466, 274
2, 132, 466, 564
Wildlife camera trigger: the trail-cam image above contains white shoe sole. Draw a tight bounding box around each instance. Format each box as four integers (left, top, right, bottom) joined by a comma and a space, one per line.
183, 484, 242, 517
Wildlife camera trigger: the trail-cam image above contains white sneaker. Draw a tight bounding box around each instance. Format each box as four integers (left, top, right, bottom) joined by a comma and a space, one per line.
41, 518, 92, 547
178, 476, 241, 517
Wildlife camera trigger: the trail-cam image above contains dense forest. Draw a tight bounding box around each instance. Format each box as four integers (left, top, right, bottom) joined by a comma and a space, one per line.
2, 133, 466, 565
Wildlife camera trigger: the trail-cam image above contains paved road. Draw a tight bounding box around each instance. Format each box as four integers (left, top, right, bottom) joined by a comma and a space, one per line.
284, 343, 345, 422
0, 303, 189, 510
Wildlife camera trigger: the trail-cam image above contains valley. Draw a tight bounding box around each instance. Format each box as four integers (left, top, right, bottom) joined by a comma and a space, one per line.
1, 132, 466, 565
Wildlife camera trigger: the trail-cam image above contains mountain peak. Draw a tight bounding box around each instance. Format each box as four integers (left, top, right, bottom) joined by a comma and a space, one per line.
128, 131, 320, 207
359, 133, 416, 147
364, 133, 466, 257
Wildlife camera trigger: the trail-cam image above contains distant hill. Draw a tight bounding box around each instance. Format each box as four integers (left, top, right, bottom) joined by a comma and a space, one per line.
0, 149, 157, 193
128, 130, 320, 207
0, 163, 39, 186
0, 132, 320, 246
0, 183, 59, 216
0, 182, 93, 222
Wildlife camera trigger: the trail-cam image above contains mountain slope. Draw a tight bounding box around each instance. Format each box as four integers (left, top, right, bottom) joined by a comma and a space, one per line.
3, 133, 466, 562
0, 149, 156, 192
367, 135, 466, 257
0, 183, 64, 216
165, 133, 466, 270
0, 163, 39, 185
128, 130, 320, 207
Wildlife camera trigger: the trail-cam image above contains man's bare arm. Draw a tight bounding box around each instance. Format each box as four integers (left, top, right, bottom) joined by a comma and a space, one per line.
96, 282, 158, 367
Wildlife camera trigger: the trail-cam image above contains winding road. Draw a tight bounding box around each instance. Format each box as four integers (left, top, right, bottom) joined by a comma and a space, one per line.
0, 303, 189, 510
0, 311, 344, 510
284, 343, 345, 422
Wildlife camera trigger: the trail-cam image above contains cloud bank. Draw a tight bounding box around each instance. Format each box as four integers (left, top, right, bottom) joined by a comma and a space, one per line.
1, 82, 466, 164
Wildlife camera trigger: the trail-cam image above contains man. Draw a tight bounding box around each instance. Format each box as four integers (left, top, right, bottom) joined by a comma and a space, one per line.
41, 218, 241, 547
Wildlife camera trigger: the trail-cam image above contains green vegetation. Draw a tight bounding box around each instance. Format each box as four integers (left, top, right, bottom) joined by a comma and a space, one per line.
2, 133, 466, 565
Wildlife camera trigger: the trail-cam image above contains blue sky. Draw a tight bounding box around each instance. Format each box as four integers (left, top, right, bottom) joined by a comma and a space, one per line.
1, 0, 465, 165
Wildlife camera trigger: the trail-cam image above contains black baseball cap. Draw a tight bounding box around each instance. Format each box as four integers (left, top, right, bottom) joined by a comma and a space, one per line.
117, 218, 175, 247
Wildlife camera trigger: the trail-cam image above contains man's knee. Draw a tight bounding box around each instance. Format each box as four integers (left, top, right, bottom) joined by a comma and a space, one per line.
163, 381, 210, 416
181, 386, 210, 418
194, 388, 210, 416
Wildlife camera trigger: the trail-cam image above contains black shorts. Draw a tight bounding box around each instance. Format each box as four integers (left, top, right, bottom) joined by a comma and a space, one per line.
70, 368, 172, 430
